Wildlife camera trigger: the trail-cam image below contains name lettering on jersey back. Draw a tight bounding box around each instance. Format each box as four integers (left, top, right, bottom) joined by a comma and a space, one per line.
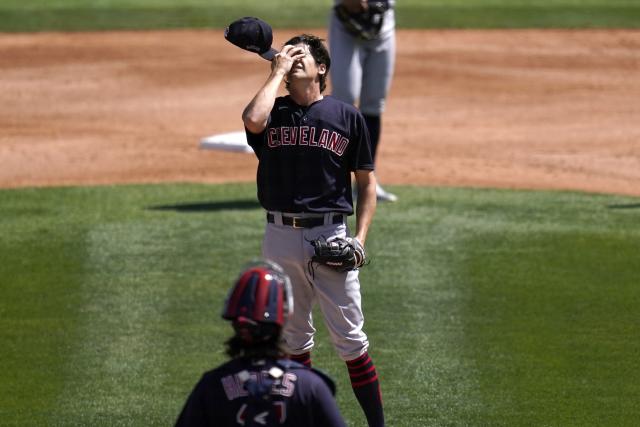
268, 126, 349, 156
221, 371, 298, 401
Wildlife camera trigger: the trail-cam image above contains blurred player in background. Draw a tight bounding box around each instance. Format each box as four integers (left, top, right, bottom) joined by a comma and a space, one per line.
329, 0, 397, 202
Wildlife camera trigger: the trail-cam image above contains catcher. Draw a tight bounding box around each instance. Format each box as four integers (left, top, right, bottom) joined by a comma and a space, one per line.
241, 32, 385, 427
175, 260, 347, 427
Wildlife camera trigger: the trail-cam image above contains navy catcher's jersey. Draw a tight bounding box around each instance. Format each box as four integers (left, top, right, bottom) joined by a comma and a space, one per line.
246, 95, 374, 214
175, 358, 346, 427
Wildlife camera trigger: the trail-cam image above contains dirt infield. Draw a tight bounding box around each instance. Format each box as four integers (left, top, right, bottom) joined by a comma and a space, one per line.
1, 29, 639, 196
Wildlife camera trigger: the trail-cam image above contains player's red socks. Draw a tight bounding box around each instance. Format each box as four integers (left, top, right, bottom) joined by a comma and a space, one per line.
289, 351, 312, 368
346, 352, 384, 427
289, 351, 385, 426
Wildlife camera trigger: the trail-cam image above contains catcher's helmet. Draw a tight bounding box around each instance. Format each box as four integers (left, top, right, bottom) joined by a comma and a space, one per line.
222, 260, 293, 342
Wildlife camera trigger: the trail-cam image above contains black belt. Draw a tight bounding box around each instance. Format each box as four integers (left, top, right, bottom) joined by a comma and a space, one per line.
266, 213, 344, 229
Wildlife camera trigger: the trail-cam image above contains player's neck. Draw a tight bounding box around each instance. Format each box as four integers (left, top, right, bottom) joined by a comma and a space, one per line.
289, 83, 323, 107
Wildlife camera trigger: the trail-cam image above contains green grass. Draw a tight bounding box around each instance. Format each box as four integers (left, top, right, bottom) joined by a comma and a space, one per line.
1, 0, 640, 32
1, 183, 638, 426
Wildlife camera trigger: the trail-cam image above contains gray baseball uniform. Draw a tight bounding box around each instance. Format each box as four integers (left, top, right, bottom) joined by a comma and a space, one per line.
329, 0, 396, 116
329, 1, 398, 204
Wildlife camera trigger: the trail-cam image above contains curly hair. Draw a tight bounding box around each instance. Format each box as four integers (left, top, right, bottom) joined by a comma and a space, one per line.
225, 321, 286, 359
283, 34, 331, 93
225, 335, 285, 359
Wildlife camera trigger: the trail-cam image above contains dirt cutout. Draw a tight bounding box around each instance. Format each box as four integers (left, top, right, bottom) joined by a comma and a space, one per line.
1, 29, 639, 196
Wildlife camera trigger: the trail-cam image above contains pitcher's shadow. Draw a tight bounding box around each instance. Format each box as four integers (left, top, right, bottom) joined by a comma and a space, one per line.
147, 199, 260, 213
607, 203, 640, 210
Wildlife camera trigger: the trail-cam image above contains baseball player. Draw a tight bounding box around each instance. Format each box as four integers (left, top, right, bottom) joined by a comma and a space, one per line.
329, 0, 398, 202
175, 260, 347, 427
242, 34, 384, 427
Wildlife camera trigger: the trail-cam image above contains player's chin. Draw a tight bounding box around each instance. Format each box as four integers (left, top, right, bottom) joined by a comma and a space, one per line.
289, 71, 314, 82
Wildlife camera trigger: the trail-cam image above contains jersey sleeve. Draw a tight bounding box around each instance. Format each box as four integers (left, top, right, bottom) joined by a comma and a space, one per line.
245, 126, 265, 159
244, 97, 285, 159
348, 111, 375, 172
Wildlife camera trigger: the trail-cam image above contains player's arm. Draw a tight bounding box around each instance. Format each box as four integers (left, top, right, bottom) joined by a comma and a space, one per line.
242, 45, 306, 134
353, 169, 377, 246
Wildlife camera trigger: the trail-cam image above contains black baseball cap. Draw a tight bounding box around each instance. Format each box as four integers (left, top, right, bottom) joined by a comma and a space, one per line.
224, 17, 278, 61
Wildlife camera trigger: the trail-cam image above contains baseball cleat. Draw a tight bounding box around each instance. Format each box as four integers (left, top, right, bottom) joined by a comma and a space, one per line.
376, 184, 397, 202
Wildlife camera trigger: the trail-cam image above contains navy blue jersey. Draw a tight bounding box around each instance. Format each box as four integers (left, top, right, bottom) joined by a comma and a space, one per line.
175, 358, 346, 427
246, 95, 374, 214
